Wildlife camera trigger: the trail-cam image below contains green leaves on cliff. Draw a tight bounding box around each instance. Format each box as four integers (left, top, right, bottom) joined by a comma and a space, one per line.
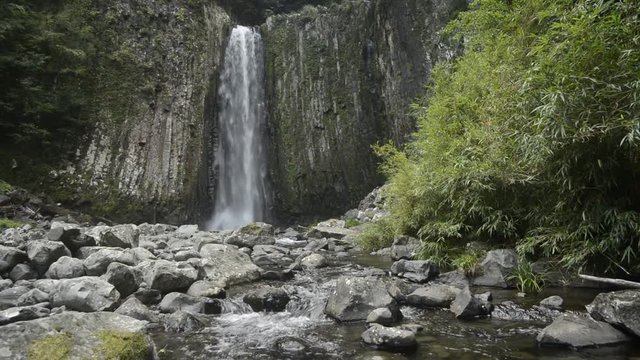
377, 0, 640, 274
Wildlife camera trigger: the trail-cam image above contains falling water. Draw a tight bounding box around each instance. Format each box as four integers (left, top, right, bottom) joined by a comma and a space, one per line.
208, 26, 269, 230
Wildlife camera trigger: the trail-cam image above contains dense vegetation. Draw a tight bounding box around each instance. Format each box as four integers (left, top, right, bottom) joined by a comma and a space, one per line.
368, 0, 640, 276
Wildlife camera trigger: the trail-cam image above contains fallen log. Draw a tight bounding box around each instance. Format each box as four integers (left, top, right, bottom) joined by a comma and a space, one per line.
578, 274, 640, 289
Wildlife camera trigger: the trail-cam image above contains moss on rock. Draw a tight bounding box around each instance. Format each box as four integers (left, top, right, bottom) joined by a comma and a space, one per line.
98, 330, 149, 360
27, 333, 73, 360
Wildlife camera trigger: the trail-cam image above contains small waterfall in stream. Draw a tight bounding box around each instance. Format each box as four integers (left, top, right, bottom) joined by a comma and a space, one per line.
208, 26, 269, 230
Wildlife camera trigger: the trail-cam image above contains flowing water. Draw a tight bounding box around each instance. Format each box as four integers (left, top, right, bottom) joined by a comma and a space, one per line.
152, 254, 640, 360
208, 26, 269, 230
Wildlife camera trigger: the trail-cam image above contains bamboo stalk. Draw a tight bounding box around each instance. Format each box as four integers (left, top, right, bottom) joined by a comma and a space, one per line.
578, 274, 640, 289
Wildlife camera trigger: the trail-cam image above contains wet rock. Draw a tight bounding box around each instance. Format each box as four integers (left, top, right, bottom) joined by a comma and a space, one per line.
135, 260, 198, 293
586, 290, 640, 337
491, 301, 560, 322
275, 238, 307, 249
0, 311, 152, 359
26, 240, 69, 275
51, 276, 120, 312
366, 306, 403, 326
325, 276, 396, 322
9, 263, 38, 281
472, 249, 518, 288
259, 268, 294, 281
186, 280, 226, 299
536, 313, 632, 348
304, 239, 329, 252
450, 287, 492, 319
0, 245, 27, 271
103, 262, 138, 298
474, 291, 493, 304
390, 235, 421, 261
406, 284, 460, 308
115, 297, 158, 322
0, 305, 50, 325
16, 288, 49, 307
197, 244, 260, 287
300, 253, 327, 269
83, 248, 135, 276
275, 336, 309, 353
390, 259, 440, 283
540, 295, 564, 310
237, 222, 274, 236
45, 256, 85, 279
361, 324, 417, 349
226, 234, 275, 249
251, 245, 293, 268
159, 292, 222, 314
164, 310, 206, 332
243, 286, 290, 312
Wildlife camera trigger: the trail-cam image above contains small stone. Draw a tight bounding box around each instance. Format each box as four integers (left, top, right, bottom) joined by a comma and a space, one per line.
366, 306, 403, 326
243, 286, 290, 312
539, 295, 563, 310
361, 324, 417, 349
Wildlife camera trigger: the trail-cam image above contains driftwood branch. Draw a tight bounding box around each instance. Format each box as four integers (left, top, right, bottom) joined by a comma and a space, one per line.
578, 274, 640, 289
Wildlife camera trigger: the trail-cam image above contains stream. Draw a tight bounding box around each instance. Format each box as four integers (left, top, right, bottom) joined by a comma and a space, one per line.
151, 253, 640, 360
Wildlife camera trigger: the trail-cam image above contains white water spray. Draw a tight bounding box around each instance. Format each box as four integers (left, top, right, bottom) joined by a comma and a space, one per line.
208, 26, 269, 230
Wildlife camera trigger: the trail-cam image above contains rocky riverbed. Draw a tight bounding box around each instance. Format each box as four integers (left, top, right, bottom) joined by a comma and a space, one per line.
0, 189, 639, 359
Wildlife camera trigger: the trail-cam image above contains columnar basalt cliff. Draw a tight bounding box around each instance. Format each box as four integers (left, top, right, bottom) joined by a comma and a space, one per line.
262, 0, 466, 220
49, 0, 465, 224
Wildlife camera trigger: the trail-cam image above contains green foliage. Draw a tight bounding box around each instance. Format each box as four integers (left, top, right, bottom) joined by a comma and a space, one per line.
451, 250, 485, 276
0, 179, 13, 194
344, 218, 360, 229
28, 333, 72, 360
510, 260, 545, 294
0, 218, 23, 230
98, 330, 148, 360
356, 219, 395, 252
377, 0, 640, 275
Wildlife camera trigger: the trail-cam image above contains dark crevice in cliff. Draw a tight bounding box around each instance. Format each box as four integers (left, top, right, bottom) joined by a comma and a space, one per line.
216, 0, 343, 25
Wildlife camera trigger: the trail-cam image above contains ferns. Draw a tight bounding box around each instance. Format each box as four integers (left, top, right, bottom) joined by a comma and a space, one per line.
376, 0, 640, 275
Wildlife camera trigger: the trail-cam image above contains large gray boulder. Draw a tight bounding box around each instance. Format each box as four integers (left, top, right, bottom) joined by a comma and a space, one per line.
159, 292, 221, 314
406, 284, 460, 308
186, 280, 226, 299
536, 313, 632, 348
472, 249, 518, 288
366, 306, 403, 326
103, 262, 139, 298
325, 276, 396, 322
197, 244, 260, 287
16, 288, 49, 307
50, 277, 120, 312
0, 245, 27, 272
361, 324, 417, 349
450, 287, 493, 319
83, 248, 135, 276
586, 290, 640, 337
0, 305, 50, 325
250, 245, 293, 268
390, 235, 421, 261
163, 310, 206, 333
135, 260, 198, 293
243, 286, 290, 312
9, 263, 38, 281
0, 311, 153, 360
115, 297, 158, 322
26, 240, 69, 275
0, 286, 31, 310
225, 234, 275, 249
45, 256, 85, 279
47, 221, 92, 251
86, 224, 140, 248
390, 259, 440, 283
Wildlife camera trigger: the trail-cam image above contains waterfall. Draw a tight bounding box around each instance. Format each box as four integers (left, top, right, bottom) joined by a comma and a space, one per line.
208, 26, 269, 230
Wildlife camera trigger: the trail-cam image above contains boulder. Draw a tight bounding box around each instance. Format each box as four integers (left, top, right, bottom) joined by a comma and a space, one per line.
51, 277, 120, 312
491, 301, 560, 322
103, 262, 138, 298
237, 222, 275, 236
132, 285, 162, 305
163, 310, 206, 333
47, 222, 92, 251
9, 263, 38, 281
115, 297, 158, 322
433, 270, 470, 289
540, 295, 564, 310
300, 253, 328, 269
306, 226, 355, 240
86, 224, 139, 248
45, 256, 85, 279
390, 259, 440, 283
159, 292, 222, 314
472, 249, 518, 288
0, 279, 12, 292
361, 324, 417, 349
275, 238, 307, 249
586, 290, 640, 337
536, 313, 632, 348
243, 286, 290, 312
83, 248, 135, 276
186, 280, 226, 299
226, 234, 275, 249
250, 245, 293, 268
390, 235, 421, 261
175, 224, 199, 238
26, 240, 69, 275
366, 306, 403, 326
450, 287, 492, 319
16, 288, 49, 307
0, 311, 152, 360
0, 305, 50, 325
135, 260, 198, 293
0, 286, 30, 310
406, 284, 460, 308
325, 276, 396, 322
197, 244, 260, 287
0, 245, 27, 271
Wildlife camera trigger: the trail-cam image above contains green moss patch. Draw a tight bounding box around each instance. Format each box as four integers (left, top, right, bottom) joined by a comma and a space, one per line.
0, 218, 22, 230
98, 330, 148, 360
28, 333, 73, 360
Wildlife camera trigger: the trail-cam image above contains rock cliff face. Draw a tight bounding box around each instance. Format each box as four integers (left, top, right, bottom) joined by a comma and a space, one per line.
58, 0, 464, 224
262, 0, 466, 219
